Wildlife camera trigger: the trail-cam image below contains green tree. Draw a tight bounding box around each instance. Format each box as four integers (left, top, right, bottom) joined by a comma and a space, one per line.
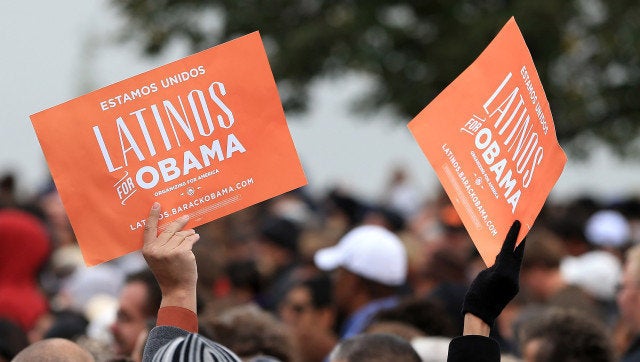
113, 0, 640, 157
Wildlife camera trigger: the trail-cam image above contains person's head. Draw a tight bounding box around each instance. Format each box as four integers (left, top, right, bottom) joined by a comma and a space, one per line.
519, 308, 613, 362
519, 233, 566, 301
110, 269, 161, 357
329, 333, 421, 362
255, 216, 300, 279
314, 225, 407, 314
202, 303, 297, 361
617, 244, 640, 333
0, 209, 50, 332
369, 297, 456, 338
278, 274, 335, 331
12, 338, 94, 362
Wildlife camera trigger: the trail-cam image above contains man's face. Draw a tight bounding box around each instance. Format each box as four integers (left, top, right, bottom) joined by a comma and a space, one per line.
617, 261, 640, 331
332, 268, 358, 313
110, 281, 150, 357
278, 285, 315, 328
521, 338, 543, 362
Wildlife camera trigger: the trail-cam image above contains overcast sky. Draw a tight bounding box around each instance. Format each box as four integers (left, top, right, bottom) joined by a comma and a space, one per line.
2, 1, 640, 204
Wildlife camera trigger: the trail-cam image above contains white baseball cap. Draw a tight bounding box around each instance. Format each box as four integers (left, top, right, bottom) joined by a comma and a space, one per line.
314, 225, 407, 286
585, 210, 630, 248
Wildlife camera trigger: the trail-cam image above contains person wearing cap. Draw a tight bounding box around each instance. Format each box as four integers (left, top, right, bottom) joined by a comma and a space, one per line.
314, 224, 408, 339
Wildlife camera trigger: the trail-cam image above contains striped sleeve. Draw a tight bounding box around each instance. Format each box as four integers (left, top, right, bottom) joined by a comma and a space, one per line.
151, 333, 242, 362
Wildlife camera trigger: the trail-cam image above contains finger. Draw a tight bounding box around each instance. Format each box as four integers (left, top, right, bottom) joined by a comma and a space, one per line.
173, 232, 200, 251
514, 238, 527, 262
143, 202, 161, 246
158, 229, 196, 250
158, 215, 191, 240
500, 220, 521, 254
163, 229, 196, 248
174, 229, 196, 238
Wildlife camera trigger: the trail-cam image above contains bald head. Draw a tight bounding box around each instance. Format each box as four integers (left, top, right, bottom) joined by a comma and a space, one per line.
329, 333, 421, 362
12, 338, 94, 362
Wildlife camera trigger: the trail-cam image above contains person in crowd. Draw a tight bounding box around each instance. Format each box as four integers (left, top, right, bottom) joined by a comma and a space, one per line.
518, 308, 614, 362
110, 269, 161, 359
0, 319, 29, 361
313, 224, 408, 339
201, 303, 298, 361
278, 275, 337, 362
11, 338, 94, 362
254, 216, 303, 311
617, 244, 640, 361
328, 333, 421, 362
0, 209, 51, 334
0, 173, 18, 209
369, 296, 457, 338
518, 230, 601, 319
557, 209, 626, 315
137, 199, 621, 362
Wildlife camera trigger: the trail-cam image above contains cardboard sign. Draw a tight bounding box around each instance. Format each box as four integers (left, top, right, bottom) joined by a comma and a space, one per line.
408, 18, 566, 266
31, 32, 307, 266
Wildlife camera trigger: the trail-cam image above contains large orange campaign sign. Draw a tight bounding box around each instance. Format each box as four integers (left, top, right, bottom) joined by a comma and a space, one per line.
408, 18, 567, 266
31, 32, 307, 266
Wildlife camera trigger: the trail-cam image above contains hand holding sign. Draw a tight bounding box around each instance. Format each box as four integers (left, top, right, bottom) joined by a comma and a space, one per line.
142, 202, 199, 313
31, 32, 307, 265
408, 18, 566, 265
462, 220, 526, 327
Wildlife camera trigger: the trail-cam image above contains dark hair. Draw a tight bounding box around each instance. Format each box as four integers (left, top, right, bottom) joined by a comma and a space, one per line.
330, 333, 421, 362
519, 308, 614, 362
300, 274, 332, 309
0, 318, 28, 360
202, 304, 297, 362
226, 260, 261, 295
521, 233, 565, 270
43, 310, 89, 340
371, 297, 457, 337
125, 269, 162, 317
259, 217, 300, 255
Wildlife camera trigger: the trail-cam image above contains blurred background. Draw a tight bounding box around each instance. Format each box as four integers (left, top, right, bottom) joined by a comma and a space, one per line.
1, 0, 640, 204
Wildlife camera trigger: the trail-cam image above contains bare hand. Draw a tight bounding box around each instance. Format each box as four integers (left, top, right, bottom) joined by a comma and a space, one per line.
142, 202, 200, 312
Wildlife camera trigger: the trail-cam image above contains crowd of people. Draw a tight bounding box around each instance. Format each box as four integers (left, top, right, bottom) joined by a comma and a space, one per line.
1, 168, 640, 361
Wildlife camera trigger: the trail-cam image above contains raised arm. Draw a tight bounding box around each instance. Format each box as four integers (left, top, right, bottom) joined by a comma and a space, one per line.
142, 202, 200, 314
448, 220, 527, 362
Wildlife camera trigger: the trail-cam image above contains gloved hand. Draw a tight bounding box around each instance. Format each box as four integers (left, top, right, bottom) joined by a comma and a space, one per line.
462, 220, 527, 327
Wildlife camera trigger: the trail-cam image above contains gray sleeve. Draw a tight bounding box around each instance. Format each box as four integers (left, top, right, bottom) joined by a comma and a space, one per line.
142, 325, 190, 362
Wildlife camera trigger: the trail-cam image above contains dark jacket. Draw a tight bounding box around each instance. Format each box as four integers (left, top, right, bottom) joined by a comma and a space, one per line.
447, 335, 500, 362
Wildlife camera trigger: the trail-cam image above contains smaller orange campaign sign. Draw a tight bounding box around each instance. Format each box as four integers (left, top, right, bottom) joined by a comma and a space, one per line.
408, 18, 567, 266
31, 32, 307, 266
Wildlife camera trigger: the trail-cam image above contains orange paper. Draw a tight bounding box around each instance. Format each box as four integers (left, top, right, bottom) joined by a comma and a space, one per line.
408, 18, 566, 266
31, 32, 307, 266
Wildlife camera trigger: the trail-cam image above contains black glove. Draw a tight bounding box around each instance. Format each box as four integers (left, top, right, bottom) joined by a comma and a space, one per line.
462, 220, 526, 327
